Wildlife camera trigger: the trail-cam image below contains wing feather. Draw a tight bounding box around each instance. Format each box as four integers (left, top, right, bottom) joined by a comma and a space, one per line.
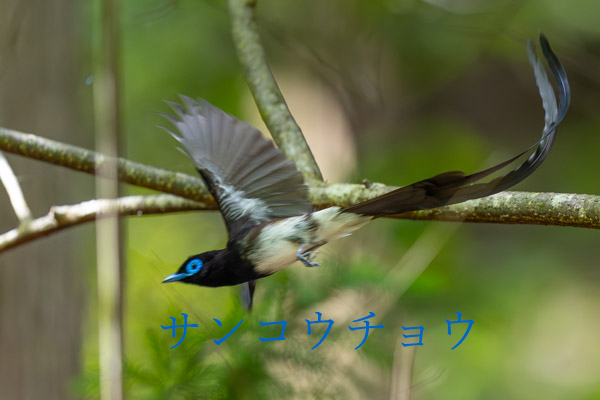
163, 97, 312, 234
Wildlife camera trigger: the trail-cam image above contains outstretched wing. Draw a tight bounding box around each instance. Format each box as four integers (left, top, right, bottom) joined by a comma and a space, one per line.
344, 35, 570, 216
162, 97, 312, 235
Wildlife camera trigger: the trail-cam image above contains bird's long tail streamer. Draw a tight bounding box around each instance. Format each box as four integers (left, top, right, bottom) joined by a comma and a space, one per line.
343, 35, 570, 217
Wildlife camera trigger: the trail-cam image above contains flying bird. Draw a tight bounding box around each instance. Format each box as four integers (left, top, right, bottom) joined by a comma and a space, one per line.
161, 35, 570, 308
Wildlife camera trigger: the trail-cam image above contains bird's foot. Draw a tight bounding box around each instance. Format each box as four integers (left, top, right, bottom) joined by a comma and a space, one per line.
296, 244, 320, 267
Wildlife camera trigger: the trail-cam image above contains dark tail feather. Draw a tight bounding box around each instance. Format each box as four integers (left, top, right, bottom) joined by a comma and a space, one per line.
240, 280, 256, 311
343, 34, 570, 217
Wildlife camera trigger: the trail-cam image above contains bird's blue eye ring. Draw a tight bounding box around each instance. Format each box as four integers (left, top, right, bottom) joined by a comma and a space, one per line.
186, 259, 202, 275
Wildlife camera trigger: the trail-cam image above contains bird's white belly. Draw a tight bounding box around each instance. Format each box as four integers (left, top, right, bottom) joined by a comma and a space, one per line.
246, 207, 371, 276
252, 236, 302, 275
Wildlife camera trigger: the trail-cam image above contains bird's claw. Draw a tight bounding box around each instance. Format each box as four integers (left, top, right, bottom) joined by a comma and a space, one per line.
296, 245, 320, 267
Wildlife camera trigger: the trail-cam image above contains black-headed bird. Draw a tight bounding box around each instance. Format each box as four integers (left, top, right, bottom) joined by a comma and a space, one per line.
161, 35, 569, 307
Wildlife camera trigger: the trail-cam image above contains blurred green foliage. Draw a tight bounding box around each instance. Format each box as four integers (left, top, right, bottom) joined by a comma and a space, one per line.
76, 0, 600, 398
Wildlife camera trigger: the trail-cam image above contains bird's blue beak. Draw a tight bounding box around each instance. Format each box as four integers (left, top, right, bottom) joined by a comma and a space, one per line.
162, 272, 188, 283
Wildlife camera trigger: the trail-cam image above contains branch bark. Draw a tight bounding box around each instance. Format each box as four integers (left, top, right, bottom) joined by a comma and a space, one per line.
0, 126, 215, 205
392, 191, 600, 229
1, 189, 598, 253
228, 0, 323, 182
1, 127, 599, 239
0, 194, 207, 252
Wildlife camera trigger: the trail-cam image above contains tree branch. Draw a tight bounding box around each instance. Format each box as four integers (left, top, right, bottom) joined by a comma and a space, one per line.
227, 0, 323, 182
392, 191, 600, 229
0, 126, 216, 205
0, 194, 208, 252
0, 151, 32, 226
2, 127, 599, 229
1, 127, 599, 247
1, 189, 597, 253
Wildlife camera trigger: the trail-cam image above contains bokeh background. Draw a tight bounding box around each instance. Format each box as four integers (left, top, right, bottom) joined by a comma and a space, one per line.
1, 0, 599, 399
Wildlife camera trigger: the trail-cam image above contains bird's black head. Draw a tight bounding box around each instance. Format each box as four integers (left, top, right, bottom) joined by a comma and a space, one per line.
162, 251, 221, 287
163, 247, 262, 287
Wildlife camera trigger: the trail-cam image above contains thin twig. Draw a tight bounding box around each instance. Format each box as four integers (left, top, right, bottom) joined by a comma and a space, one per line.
0, 151, 32, 226
227, 0, 323, 182
0, 194, 206, 252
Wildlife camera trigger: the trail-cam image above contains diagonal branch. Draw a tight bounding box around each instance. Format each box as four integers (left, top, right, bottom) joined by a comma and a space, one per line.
1, 127, 599, 242
228, 0, 323, 182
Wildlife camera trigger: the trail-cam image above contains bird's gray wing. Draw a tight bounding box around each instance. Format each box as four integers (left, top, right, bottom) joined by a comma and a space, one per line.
162, 96, 312, 235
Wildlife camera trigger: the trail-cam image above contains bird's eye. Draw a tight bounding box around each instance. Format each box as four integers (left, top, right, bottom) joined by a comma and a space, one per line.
186, 259, 203, 275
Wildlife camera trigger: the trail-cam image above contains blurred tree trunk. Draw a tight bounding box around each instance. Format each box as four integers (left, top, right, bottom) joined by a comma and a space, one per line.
0, 0, 89, 399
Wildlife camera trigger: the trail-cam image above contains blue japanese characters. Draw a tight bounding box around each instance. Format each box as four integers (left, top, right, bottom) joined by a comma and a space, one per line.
161, 312, 473, 350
